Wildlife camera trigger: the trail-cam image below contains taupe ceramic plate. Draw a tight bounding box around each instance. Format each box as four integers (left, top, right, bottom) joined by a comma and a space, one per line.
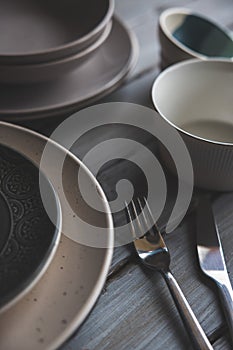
0, 0, 114, 63
0, 17, 138, 121
0, 122, 114, 350
0, 144, 61, 313
0, 21, 112, 84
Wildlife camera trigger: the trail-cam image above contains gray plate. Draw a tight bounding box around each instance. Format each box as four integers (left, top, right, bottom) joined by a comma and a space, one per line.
0, 0, 114, 64
0, 21, 112, 85
0, 122, 113, 350
0, 17, 138, 121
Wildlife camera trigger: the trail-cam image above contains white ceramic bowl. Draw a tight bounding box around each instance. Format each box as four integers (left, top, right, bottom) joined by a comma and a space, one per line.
159, 7, 233, 68
152, 59, 233, 191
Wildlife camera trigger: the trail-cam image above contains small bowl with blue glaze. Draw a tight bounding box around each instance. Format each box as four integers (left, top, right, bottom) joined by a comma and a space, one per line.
159, 7, 233, 68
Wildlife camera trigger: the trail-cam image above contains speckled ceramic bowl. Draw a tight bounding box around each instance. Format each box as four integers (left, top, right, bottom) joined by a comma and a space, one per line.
152, 59, 233, 191
159, 7, 233, 68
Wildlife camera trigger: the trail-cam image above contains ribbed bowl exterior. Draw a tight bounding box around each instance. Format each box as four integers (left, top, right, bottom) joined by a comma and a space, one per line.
159, 130, 233, 191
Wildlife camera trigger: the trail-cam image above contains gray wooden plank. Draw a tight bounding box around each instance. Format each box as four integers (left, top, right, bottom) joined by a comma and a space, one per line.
21, 1, 233, 349
115, 0, 233, 26
61, 219, 226, 350
109, 245, 131, 269
61, 266, 192, 349
214, 336, 231, 350
115, 0, 188, 24
213, 193, 233, 287
100, 67, 157, 107
61, 191, 233, 350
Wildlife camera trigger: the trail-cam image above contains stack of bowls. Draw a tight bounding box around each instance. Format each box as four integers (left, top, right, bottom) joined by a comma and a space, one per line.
0, 0, 114, 84
159, 7, 233, 68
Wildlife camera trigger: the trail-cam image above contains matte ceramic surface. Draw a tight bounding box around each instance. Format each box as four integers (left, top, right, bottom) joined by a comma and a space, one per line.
159, 8, 233, 67
152, 59, 233, 191
0, 122, 114, 350
0, 17, 138, 121
0, 0, 114, 64
0, 22, 112, 84
0, 144, 61, 313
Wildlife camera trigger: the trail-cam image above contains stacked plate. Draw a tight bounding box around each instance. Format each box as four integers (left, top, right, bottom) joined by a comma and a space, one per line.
0, 2, 129, 347
0, 0, 138, 121
0, 121, 114, 350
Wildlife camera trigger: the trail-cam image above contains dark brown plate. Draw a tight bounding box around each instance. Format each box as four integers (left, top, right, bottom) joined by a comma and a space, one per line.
0, 144, 61, 311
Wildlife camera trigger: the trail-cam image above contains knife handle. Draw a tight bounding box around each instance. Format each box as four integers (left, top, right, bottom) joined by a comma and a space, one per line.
163, 270, 213, 350
217, 281, 233, 344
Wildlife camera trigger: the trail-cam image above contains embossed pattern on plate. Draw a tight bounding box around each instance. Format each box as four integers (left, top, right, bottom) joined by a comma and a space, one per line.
0, 122, 113, 350
0, 144, 61, 311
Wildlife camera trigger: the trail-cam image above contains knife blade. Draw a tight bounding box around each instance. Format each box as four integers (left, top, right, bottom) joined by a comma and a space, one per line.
196, 195, 233, 343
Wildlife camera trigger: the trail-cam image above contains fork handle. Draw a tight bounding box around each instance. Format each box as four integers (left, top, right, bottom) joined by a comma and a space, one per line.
163, 270, 213, 350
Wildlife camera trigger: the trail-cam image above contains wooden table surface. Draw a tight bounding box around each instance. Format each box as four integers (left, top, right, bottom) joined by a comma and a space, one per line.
17, 0, 233, 349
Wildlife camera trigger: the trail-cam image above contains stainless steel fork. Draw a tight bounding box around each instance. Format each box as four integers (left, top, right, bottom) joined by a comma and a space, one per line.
126, 198, 213, 350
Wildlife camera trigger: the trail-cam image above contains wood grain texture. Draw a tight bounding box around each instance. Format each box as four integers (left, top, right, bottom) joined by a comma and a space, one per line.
19, 0, 233, 349
60, 1, 233, 349
61, 219, 229, 350
213, 336, 231, 350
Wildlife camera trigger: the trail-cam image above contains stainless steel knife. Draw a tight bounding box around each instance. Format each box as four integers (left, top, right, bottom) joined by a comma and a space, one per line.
196, 195, 233, 342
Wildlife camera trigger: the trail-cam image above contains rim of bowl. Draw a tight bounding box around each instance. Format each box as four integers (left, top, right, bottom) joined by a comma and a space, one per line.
159, 7, 233, 61
1, 20, 113, 70
0, 16, 139, 117
0, 0, 114, 60
0, 20, 113, 85
151, 58, 233, 147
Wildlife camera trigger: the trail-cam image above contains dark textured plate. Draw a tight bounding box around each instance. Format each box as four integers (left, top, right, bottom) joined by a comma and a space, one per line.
0, 144, 61, 311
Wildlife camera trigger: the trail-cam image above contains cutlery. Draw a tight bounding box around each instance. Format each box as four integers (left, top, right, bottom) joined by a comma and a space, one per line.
196, 195, 233, 343
126, 198, 213, 350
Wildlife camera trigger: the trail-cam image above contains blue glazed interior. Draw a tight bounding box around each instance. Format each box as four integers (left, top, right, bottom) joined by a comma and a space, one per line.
173, 14, 233, 58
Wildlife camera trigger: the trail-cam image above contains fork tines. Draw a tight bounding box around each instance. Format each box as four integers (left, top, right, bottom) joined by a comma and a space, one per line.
126, 197, 163, 241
